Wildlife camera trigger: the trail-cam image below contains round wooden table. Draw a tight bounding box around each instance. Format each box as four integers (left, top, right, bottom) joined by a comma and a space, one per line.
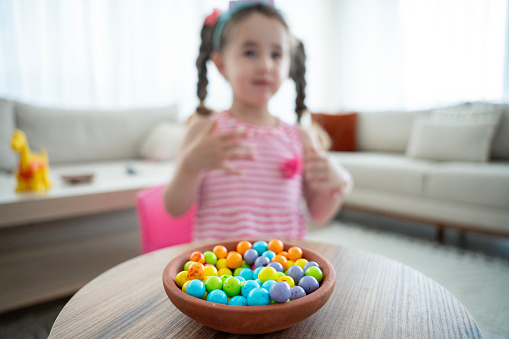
49, 240, 482, 338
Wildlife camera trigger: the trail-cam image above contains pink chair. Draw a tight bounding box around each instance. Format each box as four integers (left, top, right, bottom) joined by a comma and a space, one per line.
136, 185, 195, 253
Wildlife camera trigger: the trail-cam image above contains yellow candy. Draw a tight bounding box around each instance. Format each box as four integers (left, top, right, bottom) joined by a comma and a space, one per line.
258, 267, 278, 283
278, 275, 295, 287
217, 267, 233, 276
216, 258, 228, 270
295, 258, 308, 269
175, 271, 188, 288
287, 259, 295, 268
201, 291, 208, 300
204, 265, 218, 277
182, 280, 190, 293
277, 271, 285, 278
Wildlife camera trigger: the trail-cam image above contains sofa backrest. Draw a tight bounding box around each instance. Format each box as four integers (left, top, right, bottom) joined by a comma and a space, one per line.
356, 109, 428, 153
356, 103, 509, 160
0, 99, 179, 170
490, 103, 509, 160
0, 99, 17, 171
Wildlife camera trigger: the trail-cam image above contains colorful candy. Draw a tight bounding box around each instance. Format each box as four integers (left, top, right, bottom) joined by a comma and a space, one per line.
174, 239, 325, 306
269, 281, 291, 303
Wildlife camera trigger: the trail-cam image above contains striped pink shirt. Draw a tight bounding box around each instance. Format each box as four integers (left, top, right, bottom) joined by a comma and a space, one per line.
194, 111, 306, 241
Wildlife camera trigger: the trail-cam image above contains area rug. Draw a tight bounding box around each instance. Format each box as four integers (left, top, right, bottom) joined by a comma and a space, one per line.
307, 220, 509, 339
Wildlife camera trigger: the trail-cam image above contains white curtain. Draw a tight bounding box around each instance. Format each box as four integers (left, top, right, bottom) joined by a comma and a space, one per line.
0, 0, 204, 115
332, 0, 508, 111
0, 0, 507, 122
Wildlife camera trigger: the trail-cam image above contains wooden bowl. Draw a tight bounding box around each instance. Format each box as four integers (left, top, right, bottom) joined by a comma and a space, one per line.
61, 173, 94, 185
162, 240, 336, 335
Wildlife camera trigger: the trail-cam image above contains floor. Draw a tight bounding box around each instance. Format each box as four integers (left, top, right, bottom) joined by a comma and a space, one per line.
1, 210, 508, 339
338, 210, 509, 261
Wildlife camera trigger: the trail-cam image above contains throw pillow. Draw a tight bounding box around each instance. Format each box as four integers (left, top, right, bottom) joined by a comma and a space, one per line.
406, 112, 500, 162
311, 112, 358, 152
138, 121, 187, 161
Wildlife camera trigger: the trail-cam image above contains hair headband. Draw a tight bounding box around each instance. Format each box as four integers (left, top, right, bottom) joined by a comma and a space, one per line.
208, 0, 276, 52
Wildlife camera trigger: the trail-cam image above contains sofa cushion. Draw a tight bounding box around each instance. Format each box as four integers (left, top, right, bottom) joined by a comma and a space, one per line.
356, 110, 427, 153
138, 121, 186, 160
405, 116, 499, 162
488, 103, 509, 160
432, 101, 509, 160
0, 99, 16, 171
329, 152, 432, 196
15, 102, 179, 164
311, 112, 357, 151
425, 162, 509, 209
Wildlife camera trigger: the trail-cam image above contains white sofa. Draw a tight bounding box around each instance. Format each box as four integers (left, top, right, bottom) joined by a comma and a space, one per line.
1, 98, 508, 313
327, 102, 509, 238
0, 99, 182, 313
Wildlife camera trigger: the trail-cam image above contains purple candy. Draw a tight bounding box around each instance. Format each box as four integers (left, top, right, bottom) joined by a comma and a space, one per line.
303, 261, 319, 272
298, 276, 320, 294
267, 261, 284, 272
289, 286, 306, 300
269, 281, 291, 303
286, 265, 304, 284
243, 249, 259, 265
254, 255, 270, 268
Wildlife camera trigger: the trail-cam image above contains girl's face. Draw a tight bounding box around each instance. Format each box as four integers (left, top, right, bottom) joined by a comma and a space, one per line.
213, 12, 291, 111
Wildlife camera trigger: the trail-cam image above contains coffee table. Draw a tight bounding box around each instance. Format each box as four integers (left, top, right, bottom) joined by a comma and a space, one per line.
49, 240, 482, 338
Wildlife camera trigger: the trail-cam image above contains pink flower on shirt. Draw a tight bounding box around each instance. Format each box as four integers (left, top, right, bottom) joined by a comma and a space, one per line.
280, 156, 303, 179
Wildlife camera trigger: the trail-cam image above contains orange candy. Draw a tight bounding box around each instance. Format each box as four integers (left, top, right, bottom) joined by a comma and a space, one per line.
277, 251, 289, 259
226, 251, 243, 269
288, 246, 303, 261
267, 239, 284, 254
190, 251, 205, 264
187, 262, 205, 280
236, 240, 253, 256
213, 245, 228, 259
271, 254, 288, 271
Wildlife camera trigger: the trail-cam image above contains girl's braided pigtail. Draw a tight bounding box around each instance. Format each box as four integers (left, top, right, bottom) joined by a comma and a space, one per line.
289, 39, 307, 123
195, 22, 216, 116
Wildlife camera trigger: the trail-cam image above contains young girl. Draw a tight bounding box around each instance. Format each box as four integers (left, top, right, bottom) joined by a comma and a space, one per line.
164, 2, 352, 241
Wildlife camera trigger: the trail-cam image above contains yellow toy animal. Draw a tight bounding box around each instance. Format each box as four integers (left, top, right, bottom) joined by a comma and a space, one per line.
11, 129, 52, 192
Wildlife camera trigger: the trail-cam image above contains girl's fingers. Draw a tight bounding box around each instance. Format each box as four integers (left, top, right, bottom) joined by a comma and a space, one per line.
221, 162, 243, 176
218, 130, 250, 141
223, 141, 256, 160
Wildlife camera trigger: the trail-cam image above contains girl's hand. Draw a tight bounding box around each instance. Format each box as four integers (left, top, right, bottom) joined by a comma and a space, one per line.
303, 147, 347, 195
181, 119, 255, 175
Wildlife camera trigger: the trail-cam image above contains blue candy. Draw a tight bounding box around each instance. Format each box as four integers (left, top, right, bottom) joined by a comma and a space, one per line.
261, 279, 276, 292
253, 241, 268, 256
253, 266, 263, 279
228, 295, 248, 306
186, 279, 206, 299
247, 287, 271, 306
262, 250, 276, 260
206, 289, 228, 304
241, 280, 260, 297
239, 267, 254, 280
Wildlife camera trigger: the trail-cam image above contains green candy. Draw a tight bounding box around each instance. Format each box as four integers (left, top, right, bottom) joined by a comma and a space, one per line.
305, 266, 323, 283
203, 251, 218, 265
205, 276, 223, 292
183, 261, 194, 271
223, 276, 242, 297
